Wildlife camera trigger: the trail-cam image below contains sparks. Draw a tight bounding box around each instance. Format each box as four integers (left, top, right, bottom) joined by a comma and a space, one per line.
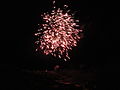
35, 0, 83, 61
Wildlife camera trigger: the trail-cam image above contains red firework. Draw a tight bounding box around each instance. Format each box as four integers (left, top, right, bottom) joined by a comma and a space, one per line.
35, 0, 83, 61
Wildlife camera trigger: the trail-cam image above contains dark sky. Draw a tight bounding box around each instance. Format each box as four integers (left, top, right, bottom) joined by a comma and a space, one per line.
2, 0, 119, 71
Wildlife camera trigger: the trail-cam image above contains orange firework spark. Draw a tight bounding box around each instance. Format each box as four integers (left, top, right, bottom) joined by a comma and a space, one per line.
35, 0, 83, 61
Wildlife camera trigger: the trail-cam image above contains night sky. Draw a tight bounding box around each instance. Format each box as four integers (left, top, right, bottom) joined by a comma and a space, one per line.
1, 0, 119, 89
7, 0, 114, 68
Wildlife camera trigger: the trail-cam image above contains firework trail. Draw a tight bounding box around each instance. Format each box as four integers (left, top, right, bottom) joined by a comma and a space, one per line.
35, 0, 83, 61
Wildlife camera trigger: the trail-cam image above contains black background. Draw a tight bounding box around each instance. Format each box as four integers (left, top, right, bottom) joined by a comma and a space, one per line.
1, 0, 119, 89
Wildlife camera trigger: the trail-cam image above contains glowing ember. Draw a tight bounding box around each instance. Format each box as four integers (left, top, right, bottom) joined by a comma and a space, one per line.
35, 0, 83, 61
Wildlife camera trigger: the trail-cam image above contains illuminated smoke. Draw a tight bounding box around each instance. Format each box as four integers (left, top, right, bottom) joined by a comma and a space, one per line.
35, 0, 83, 61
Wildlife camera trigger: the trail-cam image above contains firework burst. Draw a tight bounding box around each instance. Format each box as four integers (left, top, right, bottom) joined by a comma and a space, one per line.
35, 0, 83, 61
